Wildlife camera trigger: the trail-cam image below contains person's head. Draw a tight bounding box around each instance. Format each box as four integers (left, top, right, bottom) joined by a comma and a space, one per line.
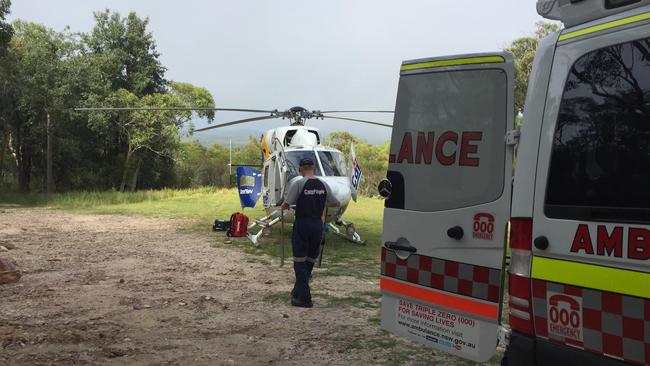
299, 158, 315, 177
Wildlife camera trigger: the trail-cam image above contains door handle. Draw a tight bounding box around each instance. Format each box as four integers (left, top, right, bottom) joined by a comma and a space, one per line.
384, 242, 417, 253
447, 226, 464, 240
534, 236, 549, 250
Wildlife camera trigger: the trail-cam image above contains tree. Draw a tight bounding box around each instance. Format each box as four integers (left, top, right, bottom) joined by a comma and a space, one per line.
0, 0, 11, 49
83, 10, 166, 97
0, 0, 12, 184
87, 83, 215, 192
506, 21, 560, 117
3, 21, 69, 191
79, 10, 218, 191
174, 142, 231, 188
0, 9, 219, 192
327, 131, 389, 196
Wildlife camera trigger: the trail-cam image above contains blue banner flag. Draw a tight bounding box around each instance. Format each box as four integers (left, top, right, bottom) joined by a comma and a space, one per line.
237, 167, 262, 208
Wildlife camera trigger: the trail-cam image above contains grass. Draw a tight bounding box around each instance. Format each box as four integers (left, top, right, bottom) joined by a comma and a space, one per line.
0, 188, 386, 279
0, 188, 244, 220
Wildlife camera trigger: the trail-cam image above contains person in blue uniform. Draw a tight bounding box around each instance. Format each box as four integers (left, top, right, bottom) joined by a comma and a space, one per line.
281, 157, 339, 308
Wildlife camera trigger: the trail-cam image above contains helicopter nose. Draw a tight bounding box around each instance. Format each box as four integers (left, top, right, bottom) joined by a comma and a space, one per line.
323, 177, 352, 206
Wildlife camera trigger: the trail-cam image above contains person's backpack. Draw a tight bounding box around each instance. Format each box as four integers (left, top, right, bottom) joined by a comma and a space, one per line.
227, 212, 249, 237
212, 219, 230, 232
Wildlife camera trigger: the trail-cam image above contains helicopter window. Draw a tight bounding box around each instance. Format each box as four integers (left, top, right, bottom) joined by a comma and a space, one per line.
263, 166, 269, 187
285, 130, 297, 145
285, 151, 322, 180
310, 130, 320, 144
318, 151, 347, 177
240, 175, 256, 187
284, 129, 320, 146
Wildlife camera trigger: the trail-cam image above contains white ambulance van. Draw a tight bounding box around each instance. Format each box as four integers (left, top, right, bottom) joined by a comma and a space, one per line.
379, 1, 650, 365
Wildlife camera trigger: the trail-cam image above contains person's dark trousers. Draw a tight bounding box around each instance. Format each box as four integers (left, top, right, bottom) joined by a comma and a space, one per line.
291, 217, 323, 303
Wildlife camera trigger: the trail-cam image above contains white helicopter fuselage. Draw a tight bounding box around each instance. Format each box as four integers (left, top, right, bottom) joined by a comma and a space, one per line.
257, 126, 358, 225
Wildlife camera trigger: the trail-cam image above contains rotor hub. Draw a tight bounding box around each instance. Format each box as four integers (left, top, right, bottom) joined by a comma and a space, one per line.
275, 106, 324, 126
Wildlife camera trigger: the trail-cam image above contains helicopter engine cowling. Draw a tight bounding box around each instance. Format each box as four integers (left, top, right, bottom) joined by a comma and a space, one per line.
289, 129, 318, 147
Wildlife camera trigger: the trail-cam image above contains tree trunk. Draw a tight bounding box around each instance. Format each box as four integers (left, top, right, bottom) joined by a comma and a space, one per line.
46, 112, 54, 194
0, 128, 7, 180
18, 150, 31, 192
129, 157, 141, 192
120, 146, 132, 193
15, 128, 31, 193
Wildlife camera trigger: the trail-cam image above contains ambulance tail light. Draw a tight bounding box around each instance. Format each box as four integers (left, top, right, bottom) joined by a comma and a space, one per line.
508, 218, 534, 336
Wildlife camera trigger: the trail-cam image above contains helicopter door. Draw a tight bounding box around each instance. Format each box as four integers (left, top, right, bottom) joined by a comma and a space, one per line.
380, 53, 514, 363
262, 163, 271, 208
348, 143, 360, 202
267, 153, 286, 207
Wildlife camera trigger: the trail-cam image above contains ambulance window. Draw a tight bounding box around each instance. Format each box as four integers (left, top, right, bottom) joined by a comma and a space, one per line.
545, 39, 650, 223
393, 69, 508, 211
318, 151, 347, 177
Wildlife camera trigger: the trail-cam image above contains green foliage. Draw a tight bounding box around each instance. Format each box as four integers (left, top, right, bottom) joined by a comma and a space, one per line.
233, 136, 262, 165
327, 131, 389, 196
1, 20, 73, 191
0, 0, 14, 188
175, 141, 230, 187
169, 81, 216, 125
83, 10, 167, 96
506, 21, 560, 117
0, 0, 11, 50
173, 136, 261, 189
0, 9, 215, 193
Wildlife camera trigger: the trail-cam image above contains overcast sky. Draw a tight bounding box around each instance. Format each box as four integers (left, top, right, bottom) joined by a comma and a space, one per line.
10, 0, 546, 145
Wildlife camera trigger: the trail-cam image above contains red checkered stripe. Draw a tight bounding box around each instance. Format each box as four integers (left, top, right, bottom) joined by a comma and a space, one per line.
532, 279, 650, 365
380, 247, 501, 303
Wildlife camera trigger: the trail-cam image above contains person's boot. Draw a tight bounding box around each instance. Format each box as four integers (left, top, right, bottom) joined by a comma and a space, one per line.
291, 297, 313, 308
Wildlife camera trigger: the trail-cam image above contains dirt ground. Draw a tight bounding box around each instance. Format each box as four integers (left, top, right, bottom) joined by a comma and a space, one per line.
0, 206, 481, 366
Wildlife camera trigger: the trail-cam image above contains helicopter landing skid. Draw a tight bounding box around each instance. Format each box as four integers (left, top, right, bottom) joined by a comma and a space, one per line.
247, 210, 282, 247
328, 221, 365, 245
246, 210, 365, 246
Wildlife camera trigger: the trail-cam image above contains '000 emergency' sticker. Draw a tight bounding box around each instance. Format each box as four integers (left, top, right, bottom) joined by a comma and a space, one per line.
547, 291, 583, 342
395, 298, 480, 356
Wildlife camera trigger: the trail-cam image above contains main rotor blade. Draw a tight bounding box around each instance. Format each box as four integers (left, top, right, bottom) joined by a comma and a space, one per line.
74, 107, 276, 113
320, 110, 394, 114
194, 115, 279, 132
322, 116, 393, 128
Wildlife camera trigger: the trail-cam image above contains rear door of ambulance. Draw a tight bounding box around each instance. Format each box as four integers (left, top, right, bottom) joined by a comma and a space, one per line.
380, 53, 515, 363
530, 8, 650, 365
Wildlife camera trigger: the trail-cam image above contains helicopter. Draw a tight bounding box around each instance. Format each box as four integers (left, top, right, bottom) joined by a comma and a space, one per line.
75, 105, 393, 245
193, 106, 393, 245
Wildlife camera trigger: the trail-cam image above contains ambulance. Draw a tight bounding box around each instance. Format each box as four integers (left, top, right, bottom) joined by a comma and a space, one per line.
379, 0, 650, 365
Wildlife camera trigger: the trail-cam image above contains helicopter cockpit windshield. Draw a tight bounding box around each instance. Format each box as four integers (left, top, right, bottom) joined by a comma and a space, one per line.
285, 151, 322, 181
318, 151, 347, 177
